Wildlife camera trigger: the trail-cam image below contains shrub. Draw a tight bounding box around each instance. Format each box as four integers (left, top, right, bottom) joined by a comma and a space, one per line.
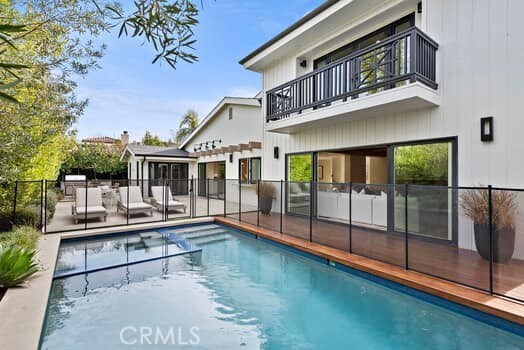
0, 208, 40, 232
257, 182, 276, 198
0, 226, 41, 251
461, 189, 518, 227
0, 245, 39, 288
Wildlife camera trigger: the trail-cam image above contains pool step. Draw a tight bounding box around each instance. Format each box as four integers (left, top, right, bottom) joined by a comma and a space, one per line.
189, 233, 231, 246
180, 228, 229, 239
167, 224, 221, 235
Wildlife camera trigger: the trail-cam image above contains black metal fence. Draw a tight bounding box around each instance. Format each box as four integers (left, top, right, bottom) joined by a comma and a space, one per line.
1, 178, 523, 303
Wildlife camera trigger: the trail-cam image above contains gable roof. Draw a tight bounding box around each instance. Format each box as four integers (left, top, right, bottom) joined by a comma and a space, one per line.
239, 0, 339, 66
179, 96, 261, 149
120, 144, 191, 161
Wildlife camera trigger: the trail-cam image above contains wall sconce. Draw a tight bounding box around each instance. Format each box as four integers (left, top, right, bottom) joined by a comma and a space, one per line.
481, 116, 494, 142
229, 154, 233, 163
273, 146, 279, 159
299, 60, 307, 68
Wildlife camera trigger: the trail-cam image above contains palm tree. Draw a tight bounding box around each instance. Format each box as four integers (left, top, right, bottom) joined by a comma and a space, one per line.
175, 109, 199, 144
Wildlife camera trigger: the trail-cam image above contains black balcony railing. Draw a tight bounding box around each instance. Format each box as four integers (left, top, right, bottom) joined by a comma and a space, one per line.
266, 27, 438, 122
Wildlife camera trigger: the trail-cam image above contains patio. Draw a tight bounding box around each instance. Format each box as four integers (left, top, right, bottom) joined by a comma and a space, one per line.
45, 195, 256, 232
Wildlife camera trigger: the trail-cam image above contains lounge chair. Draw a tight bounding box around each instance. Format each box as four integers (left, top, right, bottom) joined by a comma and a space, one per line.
150, 186, 187, 213
118, 186, 153, 217
72, 187, 107, 224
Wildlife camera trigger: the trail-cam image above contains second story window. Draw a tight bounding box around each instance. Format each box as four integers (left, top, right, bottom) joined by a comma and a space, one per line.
229, 107, 233, 120
239, 157, 261, 184
313, 14, 415, 69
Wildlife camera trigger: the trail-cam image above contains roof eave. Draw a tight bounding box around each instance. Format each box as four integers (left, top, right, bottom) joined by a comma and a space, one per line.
239, 0, 340, 69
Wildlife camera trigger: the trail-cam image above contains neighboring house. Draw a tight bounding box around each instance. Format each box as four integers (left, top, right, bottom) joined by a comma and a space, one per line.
82, 131, 129, 147
180, 95, 262, 200
240, 0, 524, 255
120, 144, 194, 195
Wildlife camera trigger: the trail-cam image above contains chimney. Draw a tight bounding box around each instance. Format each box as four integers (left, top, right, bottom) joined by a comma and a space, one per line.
121, 131, 129, 146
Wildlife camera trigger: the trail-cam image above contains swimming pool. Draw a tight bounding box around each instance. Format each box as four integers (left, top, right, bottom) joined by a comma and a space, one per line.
40, 223, 524, 349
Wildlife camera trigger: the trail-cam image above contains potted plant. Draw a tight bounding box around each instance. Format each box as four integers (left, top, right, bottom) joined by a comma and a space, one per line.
257, 182, 276, 215
461, 189, 518, 263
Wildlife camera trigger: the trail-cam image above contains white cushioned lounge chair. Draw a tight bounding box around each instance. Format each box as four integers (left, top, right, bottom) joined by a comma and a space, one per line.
118, 186, 153, 217
150, 186, 186, 213
72, 187, 107, 224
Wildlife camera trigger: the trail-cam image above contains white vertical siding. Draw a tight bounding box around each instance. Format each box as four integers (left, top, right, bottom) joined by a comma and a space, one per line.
258, 0, 524, 188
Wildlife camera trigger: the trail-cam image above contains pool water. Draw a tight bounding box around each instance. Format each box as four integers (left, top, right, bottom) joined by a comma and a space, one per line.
41, 224, 524, 349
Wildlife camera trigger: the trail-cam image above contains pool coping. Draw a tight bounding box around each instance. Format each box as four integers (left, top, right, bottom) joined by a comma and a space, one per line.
0, 217, 213, 350
215, 217, 524, 328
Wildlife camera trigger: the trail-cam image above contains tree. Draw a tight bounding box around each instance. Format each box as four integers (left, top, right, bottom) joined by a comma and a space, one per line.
61, 142, 127, 178
142, 131, 168, 146
175, 109, 198, 144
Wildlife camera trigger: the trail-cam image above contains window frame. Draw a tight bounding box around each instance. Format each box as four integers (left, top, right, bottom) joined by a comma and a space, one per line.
239, 157, 262, 184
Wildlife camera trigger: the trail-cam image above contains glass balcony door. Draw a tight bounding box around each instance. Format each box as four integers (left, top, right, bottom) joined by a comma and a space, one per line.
393, 140, 456, 241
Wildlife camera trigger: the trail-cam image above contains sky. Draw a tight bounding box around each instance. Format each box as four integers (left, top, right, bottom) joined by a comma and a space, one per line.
74, 0, 324, 142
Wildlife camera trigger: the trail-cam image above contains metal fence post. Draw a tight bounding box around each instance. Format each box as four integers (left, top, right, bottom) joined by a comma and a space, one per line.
190, 177, 194, 218
164, 179, 167, 221
84, 179, 88, 230
223, 179, 227, 217
488, 185, 494, 295
309, 180, 313, 242
349, 182, 352, 253
280, 180, 283, 233
44, 180, 48, 233
12, 180, 18, 225
238, 179, 242, 222
404, 183, 409, 270
257, 180, 260, 227
126, 181, 130, 225
40, 180, 44, 229
207, 178, 210, 217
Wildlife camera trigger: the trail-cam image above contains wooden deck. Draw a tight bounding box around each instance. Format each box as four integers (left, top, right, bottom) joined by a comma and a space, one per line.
216, 215, 524, 326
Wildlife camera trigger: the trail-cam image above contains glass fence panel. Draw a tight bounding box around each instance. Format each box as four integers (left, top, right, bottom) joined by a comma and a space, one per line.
493, 189, 524, 302
239, 181, 258, 226
408, 187, 490, 292
0, 181, 16, 233
163, 179, 191, 220
313, 182, 350, 252
224, 179, 240, 220
282, 181, 311, 240
257, 180, 283, 233
351, 183, 405, 267
208, 179, 226, 217
7, 180, 44, 232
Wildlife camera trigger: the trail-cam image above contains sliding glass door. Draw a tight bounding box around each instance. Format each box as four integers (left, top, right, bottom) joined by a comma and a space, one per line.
286, 153, 313, 216
393, 140, 455, 240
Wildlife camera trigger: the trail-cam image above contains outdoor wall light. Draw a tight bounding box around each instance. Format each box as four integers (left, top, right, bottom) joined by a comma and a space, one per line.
299, 60, 307, 68
274, 146, 279, 159
229, 154, 233, 163
481, 116, 494, 142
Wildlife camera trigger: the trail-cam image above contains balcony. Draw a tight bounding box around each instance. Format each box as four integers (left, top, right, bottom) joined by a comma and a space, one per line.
266, 27, 439, 131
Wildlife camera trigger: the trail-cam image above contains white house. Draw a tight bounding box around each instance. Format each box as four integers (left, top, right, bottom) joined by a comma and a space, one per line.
240, 0, 524, 256
180, 95, 262, 203
120, 144, 194, 195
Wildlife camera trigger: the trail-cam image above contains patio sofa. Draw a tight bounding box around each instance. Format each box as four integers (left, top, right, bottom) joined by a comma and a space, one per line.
72, 187, 107, 224
317, 188, 387, 227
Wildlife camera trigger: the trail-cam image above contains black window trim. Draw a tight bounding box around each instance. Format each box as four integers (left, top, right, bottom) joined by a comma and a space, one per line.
239, 157, 261, 184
